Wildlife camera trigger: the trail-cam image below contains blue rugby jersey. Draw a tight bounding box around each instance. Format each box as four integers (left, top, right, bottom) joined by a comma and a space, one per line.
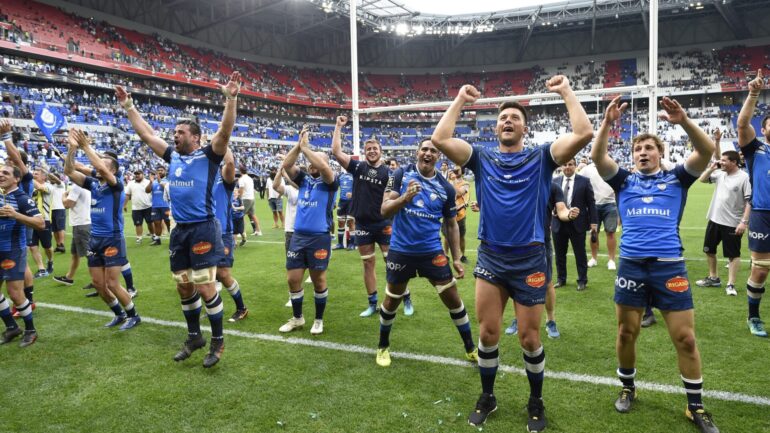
741, 138, 770, 211
387, 164, 456, 254
232, 197, 244, 220
213, 173, 236, 235
463, 144, 558, 247
292, 171, 339, 235
338, 172, 353, 203
20, 172, 33, 196
0, 188, 39, 251
82, 176, 125, 237
163, 146, 223, 223
607, 164, 697, 258
151, 179, 170, 208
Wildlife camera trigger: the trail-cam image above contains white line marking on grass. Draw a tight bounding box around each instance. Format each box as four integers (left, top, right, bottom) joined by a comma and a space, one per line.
37, 302, 770, 407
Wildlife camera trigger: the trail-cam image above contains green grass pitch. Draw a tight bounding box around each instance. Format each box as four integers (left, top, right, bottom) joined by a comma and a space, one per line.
1, 181, 768, 433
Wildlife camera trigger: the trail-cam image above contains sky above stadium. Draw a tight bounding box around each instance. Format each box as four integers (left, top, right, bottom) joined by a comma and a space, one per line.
396, 0, 576, 16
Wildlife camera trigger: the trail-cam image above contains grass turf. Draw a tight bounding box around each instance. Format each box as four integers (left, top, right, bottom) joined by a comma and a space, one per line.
1, 181, 768, 433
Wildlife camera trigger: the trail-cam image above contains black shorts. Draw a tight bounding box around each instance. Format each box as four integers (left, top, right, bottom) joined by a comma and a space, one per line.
337, 200, 352, 218
232, 217, 245, 235
703, 220, 742, 258
132, 208, 153, 226
51, 209, 66, 232
29, 221, 53, 249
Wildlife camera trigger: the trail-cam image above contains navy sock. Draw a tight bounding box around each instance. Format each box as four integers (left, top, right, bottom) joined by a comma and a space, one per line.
523, 346, 545, 399
121, 264, 135, 290
290, 289, 304, 318
747, 282, 764, 319
449, 303, 475, 352
225, 280, 246, 311
337, 233, 343, 245
0, 295, 18, 329
314, 289, 328, 320
205, 294, 224, 339
378, 304, 396, 348
16, 300, 35, 331
368, 291, 378, 307
124, 301, 137, 318
478, 342, 499, 395
181, 291, 202, 337
107, 299, 124, 316
23, 286, 33, 303
617, 367, 636, 390
682, 376, 704, 411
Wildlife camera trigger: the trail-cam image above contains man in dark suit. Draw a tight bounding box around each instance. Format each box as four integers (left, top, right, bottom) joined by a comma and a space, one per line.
552, 158, 598, 291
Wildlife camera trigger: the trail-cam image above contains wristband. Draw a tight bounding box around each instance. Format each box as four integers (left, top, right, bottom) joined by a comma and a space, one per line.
749, 92, 760, 97
226, 95, 238, 101
741, 220, 748, 225
0, 132, 11, 141
121, 97, 135, 110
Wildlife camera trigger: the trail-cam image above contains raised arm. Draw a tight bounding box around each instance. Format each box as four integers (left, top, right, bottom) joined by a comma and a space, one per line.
64, 130, 87, 187
144, 174, 154, 193
210, 71, 242, 156
221, 149, 236, 184
431, 85, 476, 166
548, 75, 595, 165
115, 85, 169, 157
300, 138, 335, 185
78, 131, 118, 187
272, 169, 286, 195
736, 69, 763, 147
281, 129, 306, 180
659, 97, 714, 173
591, 96, 625, 178
0, 119, 28, 175
698, 129, 723, 183
331, 116, 351, 169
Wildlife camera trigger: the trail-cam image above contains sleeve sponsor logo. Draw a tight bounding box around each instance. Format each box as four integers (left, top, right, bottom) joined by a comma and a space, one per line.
525, 272, 546, 288
192, 241, 212, 255
314, 249, 329, 260
665, 276, 689, 292
432, 254, 448, 267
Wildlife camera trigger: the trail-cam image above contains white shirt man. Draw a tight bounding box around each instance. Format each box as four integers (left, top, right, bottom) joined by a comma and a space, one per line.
579, 162, 619, 270
125, 174, 152, 243
53, 183, 92, 285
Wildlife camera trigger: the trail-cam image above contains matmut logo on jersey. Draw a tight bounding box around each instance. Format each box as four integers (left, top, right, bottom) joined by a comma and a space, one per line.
192, 242, 212, 255
665, 276, 689, 292
625, 207, 670, 217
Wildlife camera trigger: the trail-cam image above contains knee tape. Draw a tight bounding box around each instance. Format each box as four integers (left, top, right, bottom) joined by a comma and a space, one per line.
360, 253, 376, 260
172, 270, 192, 284
752, 259, 770, 270
385, 287, 404, 299
434, 278, 457, 294
191, 266, 217, 284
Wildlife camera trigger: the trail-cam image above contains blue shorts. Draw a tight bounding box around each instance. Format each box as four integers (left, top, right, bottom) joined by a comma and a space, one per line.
597, 203, 618, 233
386, 249, 453, 284
169, 219, 225, 272
218, 233, 234, 268
337, 200, 352, 218
0, 249, 27, 281
132, 208, 153, 226
51, 209, 66, 232
354, 220, 392, 246
545, 235, 553, 283
29, 221, 53, 249
151, 207, 170, 222
286, 232, 331, 271
613, 258, 693, 311
87, 236, 128, 268
473, 243, 548, 306
748, 210, 770, 253
232, 217, 245, 235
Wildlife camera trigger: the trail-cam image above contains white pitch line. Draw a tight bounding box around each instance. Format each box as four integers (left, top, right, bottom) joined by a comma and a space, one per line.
36, 302, 770, 407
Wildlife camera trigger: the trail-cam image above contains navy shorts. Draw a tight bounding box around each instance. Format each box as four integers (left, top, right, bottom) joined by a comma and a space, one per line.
132, 208, 153, 226
0, 249, 27, 281
545, 235, 553, 283
51, 209, 66, 232
337, 200, 352, 218
151, 206, 170, 222
87, 236, 128, 268
473, 243, 548, 306
386, 249, 453, 284
218, 233, 234, 268
613, 257, 693, 311
169, 219, 225, 272
232, 217, 245, 235
354, 220, 392, 247
748, 210, 770, 253
29, 221, 53, 249
286, 232, 331, 271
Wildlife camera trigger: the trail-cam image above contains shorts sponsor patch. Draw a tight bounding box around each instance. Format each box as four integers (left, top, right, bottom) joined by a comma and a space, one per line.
192, 242, 212, 255
526, 272, 546, 288
665, 276, 689, 292
314, 249, 329, 260
432, 254, 448, 267
1, 259, 16, 270
382, 226, 392, 235
104, 247, 118, 257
